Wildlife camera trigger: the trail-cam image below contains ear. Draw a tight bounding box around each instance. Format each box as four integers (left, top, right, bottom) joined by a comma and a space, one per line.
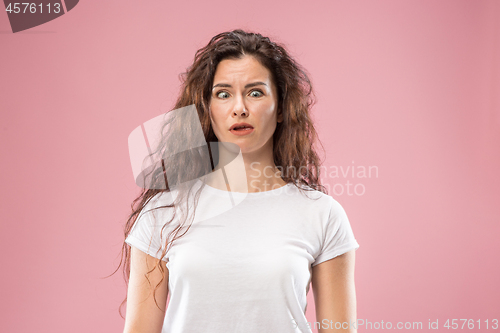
277, 109, 283, 123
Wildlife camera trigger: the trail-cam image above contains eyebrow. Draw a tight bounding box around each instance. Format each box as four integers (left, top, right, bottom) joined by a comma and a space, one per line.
212, 81, 268, 90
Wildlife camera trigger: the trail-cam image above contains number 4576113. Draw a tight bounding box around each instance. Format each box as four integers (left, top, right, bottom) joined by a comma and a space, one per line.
5, 3, 62, 14
443, 319, 498, 330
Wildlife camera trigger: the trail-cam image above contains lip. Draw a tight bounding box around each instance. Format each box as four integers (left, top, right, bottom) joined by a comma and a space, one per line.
230, 127, 254, 136
229, 122, 254, 131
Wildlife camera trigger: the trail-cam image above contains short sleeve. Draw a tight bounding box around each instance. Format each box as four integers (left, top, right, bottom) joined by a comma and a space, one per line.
125, 194, 174, 262
312, 198, 360, 266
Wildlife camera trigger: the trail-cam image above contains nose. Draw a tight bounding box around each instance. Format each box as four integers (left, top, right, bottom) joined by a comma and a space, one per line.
232, 96, 248, 117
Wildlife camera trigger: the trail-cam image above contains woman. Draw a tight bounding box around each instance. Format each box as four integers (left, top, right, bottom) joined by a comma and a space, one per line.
119, 29, 360, 333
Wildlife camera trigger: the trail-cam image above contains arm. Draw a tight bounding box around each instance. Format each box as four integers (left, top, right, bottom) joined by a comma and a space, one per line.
123, 245, 169, 333
311, 249, 357, 333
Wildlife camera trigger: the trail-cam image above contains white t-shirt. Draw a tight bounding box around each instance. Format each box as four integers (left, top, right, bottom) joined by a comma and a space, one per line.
125, 179, 360, 333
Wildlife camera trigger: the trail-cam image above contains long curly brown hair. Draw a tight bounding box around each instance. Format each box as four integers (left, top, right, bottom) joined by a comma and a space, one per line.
113, 29, 328, 318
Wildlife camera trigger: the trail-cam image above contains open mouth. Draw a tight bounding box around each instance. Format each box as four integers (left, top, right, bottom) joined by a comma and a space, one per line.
232, 126, 253, 131
230, 125, 254, 135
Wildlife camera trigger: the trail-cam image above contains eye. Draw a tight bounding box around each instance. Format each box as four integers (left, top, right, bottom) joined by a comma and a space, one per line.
249, 90, 263, 97
216, 91, 230, 99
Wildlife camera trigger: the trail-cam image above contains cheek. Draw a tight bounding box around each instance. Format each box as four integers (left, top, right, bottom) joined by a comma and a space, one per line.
208, 104, 215, 123
262, 98, 277, 114
209, 107, 223, 132
263, 103, 278, 121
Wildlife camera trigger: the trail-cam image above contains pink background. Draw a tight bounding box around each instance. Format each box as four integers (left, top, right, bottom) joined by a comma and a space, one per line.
1, 0, 499, 332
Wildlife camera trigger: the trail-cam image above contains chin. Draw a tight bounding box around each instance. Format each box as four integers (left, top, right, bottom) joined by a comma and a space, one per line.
234, 143, 253, 154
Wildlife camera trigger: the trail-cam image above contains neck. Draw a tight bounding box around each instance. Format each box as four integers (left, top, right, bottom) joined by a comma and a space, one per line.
204, 142, 286, 193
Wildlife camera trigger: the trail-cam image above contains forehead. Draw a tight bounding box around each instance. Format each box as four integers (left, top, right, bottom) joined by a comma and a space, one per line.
213, 56, 272, 83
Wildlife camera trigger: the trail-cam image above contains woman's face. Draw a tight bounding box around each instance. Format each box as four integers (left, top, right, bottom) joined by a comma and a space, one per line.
209, 55, 282, 155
